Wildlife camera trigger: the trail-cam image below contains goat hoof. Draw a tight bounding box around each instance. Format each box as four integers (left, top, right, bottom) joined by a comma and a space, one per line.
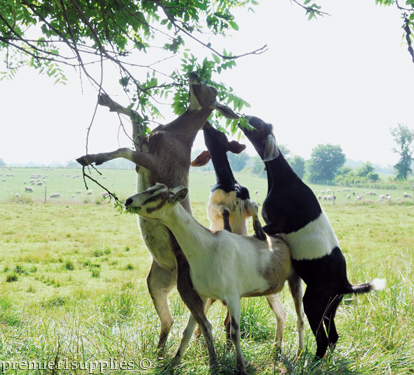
76, 156, 90, 166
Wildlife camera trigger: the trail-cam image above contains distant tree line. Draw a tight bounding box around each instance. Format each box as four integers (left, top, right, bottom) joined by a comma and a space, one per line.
2, 124, 413, 183
192, 123, 414, 184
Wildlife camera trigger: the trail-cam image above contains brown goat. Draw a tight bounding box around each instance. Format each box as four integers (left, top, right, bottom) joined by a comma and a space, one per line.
77, 73, 238, 368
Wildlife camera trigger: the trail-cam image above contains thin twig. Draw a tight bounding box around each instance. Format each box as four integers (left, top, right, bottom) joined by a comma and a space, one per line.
157, 1, 268, 59
291, 0, 331, 17
81, 166, 119, 202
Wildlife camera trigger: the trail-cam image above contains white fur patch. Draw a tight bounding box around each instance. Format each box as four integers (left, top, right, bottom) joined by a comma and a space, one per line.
370, 278, 386, 291
263, 134, 280, 162
207, 190, 249, 235
282, 210, 340, 261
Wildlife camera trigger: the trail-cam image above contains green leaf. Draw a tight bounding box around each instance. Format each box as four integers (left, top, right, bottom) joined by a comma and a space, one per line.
229, 21, 239, 31
212, 54, 220, 63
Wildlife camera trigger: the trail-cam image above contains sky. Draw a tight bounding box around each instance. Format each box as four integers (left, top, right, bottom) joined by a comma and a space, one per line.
0, 0, 413, 167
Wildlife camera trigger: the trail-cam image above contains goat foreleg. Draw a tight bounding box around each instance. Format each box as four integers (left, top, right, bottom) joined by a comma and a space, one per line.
226, 296, 248, 375
208, 203, 232, 232
244, 199, 266, 240
76, 148, 156, 170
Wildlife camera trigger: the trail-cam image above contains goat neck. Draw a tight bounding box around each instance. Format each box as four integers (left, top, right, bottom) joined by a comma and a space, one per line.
240, 115, 322, 234
204, 125, 238, 192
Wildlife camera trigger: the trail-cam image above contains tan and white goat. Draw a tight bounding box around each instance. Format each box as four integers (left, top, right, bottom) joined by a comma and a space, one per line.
125, 183, 305, 375
192, 123, 289, 348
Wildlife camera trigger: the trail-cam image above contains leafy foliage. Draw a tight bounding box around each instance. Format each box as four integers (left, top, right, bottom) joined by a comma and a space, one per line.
227, 151, 249, 172
289, 155, 305, 179
390, 123, 414, 180
307, 144, 346, 183
0, 0, 263, 137
375, 0, 414, 63
334, 162, 380, 185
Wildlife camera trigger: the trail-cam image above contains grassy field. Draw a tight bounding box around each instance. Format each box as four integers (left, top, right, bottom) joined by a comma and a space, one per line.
0, 168, 413, 374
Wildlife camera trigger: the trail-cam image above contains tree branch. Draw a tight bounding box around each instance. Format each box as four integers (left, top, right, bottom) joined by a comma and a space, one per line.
156, 1, 268, 59
291, 0, 331, 17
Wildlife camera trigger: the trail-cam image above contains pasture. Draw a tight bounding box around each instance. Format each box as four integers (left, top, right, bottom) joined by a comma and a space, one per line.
0, 167, 413, 374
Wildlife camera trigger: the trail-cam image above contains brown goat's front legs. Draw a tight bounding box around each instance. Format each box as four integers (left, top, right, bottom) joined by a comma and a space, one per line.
77, 148, 156, 170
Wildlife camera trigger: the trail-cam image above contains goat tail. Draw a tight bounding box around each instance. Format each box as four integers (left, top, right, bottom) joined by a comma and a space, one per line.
347, 278, 386, 294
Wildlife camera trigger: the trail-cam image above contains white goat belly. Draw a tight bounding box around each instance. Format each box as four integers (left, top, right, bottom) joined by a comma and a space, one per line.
283, 210, 339, 261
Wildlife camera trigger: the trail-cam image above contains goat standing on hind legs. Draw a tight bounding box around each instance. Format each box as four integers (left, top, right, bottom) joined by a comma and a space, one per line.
239, 115, 386, 362
124, 183, 305, 375
192, 122, 299, 352
76, 73, 239, 370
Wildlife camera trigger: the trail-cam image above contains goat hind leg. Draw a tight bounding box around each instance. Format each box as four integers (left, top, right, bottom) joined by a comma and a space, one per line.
147, 260, 176, 350
303, 287, 330, 361
287, 273, 305, 357
265, 294, 287, 350
324, 294, 343, 353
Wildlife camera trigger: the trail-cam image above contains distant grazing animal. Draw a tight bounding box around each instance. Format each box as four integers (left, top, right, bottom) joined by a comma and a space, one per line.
49, 193, 61, 198
239, 115, 385, 360
403, 192, 412, 199
86, 190, 93, 195
25, 187, 33, 192
125, 183, 304, 375
191, 123, 289, 348
76, 73, 239, 364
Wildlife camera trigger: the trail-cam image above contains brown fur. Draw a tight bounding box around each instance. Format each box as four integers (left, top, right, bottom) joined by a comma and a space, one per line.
76, 75, 238, 365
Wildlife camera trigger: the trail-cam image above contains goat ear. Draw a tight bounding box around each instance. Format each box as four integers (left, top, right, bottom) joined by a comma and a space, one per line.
213, 102, 240, 120
169, 186, 188, 203
191, 151, 211, 167
227, 141, 246, 154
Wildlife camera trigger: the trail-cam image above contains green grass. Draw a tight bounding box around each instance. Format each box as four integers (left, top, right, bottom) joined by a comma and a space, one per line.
0, 168, 413, 374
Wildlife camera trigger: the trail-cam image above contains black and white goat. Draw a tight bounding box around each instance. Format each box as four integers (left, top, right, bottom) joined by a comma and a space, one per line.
125, 183, 305, 375
192, 123, 289, 348
239, 116, 385, 360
